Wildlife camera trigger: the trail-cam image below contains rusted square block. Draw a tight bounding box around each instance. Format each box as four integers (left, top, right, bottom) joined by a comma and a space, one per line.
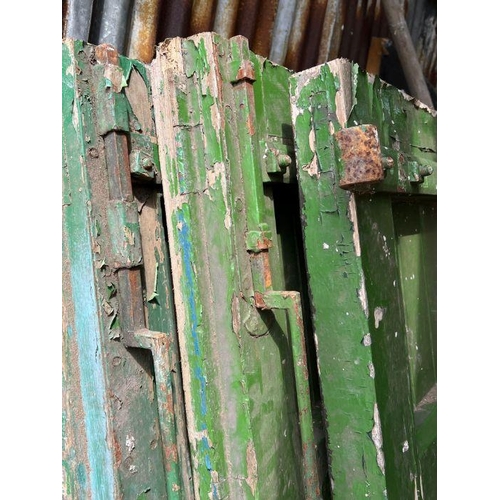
335, 124, 384, 189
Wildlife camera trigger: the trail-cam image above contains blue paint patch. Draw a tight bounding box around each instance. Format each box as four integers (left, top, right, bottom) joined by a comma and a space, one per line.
195, 367, 207, 416
176, 208, 218, 496
76, 462, 89, 494
177, 210, 201, 356
68, 212, 115, 499
65, 112, 115, 497
205, 453, 213, 471
212, 483, 219, 499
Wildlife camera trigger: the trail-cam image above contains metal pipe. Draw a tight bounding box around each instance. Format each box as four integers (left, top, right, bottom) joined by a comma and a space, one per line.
269, 0, 297, 65
300, 0, 328, 71
213, 0, 240, 38
252, 0, 279, 58
284, 0, 312, 70
157, 0, 194, 40
380, 0, 433, 108
317, 0, 341, 64
235, 0, 260, 46
190, 0, 216, 34
89, 0, 134, 54
327, 0, 347, 60
128, 0, 162, 63
65, 0, 94, 41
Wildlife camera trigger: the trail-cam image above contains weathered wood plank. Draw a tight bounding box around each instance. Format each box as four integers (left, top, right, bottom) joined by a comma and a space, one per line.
290, 58, 437, 498
152, 32, 323, 499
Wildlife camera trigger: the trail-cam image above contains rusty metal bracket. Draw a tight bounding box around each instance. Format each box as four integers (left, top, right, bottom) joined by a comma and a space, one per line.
93, 44, 161, 184
335, 124, 385, 189
334, 123, 435, 193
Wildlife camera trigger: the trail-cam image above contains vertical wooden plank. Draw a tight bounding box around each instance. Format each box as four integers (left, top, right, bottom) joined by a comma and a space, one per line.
290, 61, 388, 498
62, 40, 116, 499
152, 32, 323, 499
290, 58, 437, 498
355, 194, 423, 499
63, 39, 182, 498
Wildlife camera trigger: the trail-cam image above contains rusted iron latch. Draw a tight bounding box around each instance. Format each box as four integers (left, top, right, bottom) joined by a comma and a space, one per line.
335, 124, 434, 192
335, 124, 385, 190
93, 43, 161, 183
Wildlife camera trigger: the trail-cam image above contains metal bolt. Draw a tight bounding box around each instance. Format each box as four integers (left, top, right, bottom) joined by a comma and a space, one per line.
419, 165, 433, 177
382, 156, 394, 169
277, 154, 292, 168
141, 156, 153, 170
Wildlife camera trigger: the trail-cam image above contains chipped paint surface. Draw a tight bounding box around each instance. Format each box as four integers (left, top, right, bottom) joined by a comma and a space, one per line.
152, 32, 322, 499
371, 404, 385, 475
292, 56, 435, 498
291, 57, 387, 497
64, 40, 181, 498
63, 41, 116, 499
374, 306, 385, 329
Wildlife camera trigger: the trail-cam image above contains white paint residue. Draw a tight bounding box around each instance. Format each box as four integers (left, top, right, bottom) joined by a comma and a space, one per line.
206, 162, 223, 188
402, 440, 409, 453
382, 238, 390, 257
308, 129, 316, 153
374, 307, 385, 329
327, 59, 353, 128
303, 154, 319, 178
362, 333, 372, 347
314, 334, 321, 376
323, 242, 330, 249
104, 65, 124, 92
72, 98, 79, 130
126, 435, 135, 453
357, 272, 369, 318
348, 195, 362, 257
372, 403, 385, 475
290, 102, 301, 125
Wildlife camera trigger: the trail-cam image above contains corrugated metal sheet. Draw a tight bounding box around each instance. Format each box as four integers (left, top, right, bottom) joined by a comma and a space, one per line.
62, 0, 436, 100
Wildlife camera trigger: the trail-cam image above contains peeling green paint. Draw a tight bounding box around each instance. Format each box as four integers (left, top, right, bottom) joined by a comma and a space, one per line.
291, 59, 437, 499
63, 40, 177, 499
152, 33, 322, 499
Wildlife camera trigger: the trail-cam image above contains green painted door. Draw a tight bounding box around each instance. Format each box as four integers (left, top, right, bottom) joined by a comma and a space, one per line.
150, 32, 326, 499
290, 59, 437, 499
62, 39, 193, 499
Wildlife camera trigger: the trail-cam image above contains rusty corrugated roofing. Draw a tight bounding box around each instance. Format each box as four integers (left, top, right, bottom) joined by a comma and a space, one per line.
63, 0, 436, 101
